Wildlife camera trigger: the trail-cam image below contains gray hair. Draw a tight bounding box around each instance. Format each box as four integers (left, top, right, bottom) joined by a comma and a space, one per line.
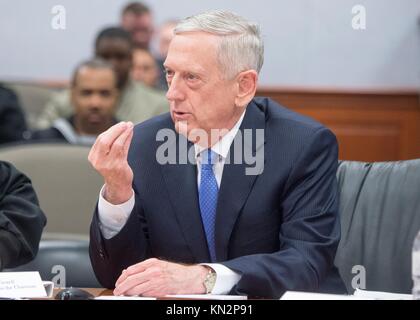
174, 10, 264, 78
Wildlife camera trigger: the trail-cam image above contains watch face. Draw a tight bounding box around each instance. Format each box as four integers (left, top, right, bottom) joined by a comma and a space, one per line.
204, 271, 216, 293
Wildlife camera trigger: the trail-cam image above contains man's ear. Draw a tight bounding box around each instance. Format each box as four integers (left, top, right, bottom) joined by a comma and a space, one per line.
234, 70, 258, 107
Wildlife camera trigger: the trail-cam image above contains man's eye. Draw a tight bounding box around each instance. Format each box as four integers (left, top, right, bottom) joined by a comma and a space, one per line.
165, 70, 174, 77
186, 74, 198, 81
80, 90, 93, 96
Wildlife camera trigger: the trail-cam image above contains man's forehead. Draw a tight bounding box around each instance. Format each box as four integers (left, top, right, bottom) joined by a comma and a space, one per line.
165, 33, 219, 70
74, 68, 116, 87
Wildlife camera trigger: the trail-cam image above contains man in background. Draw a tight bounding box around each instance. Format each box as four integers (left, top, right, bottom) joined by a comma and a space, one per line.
155, 20, 178, 90
120, 2, 154, 50
36, 27, 168, 129
30, 59, 118, 146
131, 48, 160, 89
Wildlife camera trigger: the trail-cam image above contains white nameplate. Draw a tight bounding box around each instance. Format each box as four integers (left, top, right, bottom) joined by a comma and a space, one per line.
0, 272, 47, 298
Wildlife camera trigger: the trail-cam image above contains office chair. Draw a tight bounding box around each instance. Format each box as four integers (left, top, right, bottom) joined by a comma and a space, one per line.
0, 143, 103, 236
5, 238, 100, 288
335, 159, 420, 294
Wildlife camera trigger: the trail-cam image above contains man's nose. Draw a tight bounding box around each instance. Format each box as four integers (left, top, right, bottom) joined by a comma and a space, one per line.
88, 94, 103, 108
166, 76, 185, 101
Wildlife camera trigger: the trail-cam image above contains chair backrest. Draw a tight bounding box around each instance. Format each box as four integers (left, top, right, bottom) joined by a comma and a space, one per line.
335, 159, 420, 294
5, 238, 100, 288
0, 143, 103, 236
4, 82, 59, 129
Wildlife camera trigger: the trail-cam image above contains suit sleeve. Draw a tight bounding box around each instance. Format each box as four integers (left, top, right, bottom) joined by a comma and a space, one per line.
0, 161, 46, 270
222, 127, 341, 298
89, 192, 152, 288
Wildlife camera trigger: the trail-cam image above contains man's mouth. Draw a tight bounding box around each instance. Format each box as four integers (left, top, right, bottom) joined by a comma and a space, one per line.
87, 112, 103, 123
173, 111, 191, 120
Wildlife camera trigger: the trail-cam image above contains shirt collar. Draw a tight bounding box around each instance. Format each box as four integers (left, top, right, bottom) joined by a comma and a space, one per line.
194, 109, 246, 160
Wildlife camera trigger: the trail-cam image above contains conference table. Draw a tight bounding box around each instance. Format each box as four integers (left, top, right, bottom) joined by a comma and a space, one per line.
49, 288, 249, 300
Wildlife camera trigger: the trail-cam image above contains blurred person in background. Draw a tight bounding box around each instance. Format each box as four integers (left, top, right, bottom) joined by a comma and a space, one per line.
155, 20, 178, 91
131, 48, 160, 89
36, 27, 168, 129
30, 59, 119, 146
120, 2, 154, 50
0, 84, 28, 145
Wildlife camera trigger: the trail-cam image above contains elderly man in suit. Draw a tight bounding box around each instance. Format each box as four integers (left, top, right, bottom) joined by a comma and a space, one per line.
88, 10, 344, 298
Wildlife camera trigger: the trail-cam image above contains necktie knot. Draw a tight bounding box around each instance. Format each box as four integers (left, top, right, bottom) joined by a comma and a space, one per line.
201, 149, 218, 168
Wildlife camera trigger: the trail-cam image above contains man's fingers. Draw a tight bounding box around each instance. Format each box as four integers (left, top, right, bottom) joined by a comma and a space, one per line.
114, 271, 149, 296
115, 258, 159, 287
114, 266, 158, 296
124, 281, 155, 297
108, 122, 134, 158
123, 126, 134, 157
94, 122, 129, 158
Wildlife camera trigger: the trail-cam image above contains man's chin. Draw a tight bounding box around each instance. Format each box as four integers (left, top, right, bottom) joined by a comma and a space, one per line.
174, 120, 188, 138
174, 121, 211, 147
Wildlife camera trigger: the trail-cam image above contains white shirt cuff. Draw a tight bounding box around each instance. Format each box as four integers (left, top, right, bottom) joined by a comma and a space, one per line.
200, 263, 242, 295
97, 185, 135, 239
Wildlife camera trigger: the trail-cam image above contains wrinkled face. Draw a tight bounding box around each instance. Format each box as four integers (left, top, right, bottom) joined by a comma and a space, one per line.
72, 67, 118, 127
121, 12, 154, 49
164, 32, 242, 146
131, 48, 159, 87
96, 38, 132, 88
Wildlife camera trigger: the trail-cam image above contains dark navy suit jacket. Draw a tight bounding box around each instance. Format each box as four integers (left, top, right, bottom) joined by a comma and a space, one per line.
90, 97, 345, 298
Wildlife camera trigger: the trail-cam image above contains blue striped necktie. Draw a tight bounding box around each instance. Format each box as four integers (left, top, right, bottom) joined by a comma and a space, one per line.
199, 149, 219, 262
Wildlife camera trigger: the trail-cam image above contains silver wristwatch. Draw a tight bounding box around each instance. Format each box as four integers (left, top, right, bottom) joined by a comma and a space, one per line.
204, 267, 217, 294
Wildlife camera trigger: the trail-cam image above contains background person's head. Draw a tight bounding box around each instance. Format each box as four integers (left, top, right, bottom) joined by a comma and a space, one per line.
157, 20, 178, 60
131, 48, 159, 88
121, 2, 154, 49
164, 11, 264, 145
95, 27, 133, 89
70, 59, 119, 135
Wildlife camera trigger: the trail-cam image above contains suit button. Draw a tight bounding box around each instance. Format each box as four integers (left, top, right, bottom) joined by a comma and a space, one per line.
99, 250, 105, 259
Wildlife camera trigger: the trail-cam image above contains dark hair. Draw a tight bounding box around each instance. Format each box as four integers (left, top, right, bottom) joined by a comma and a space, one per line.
121, 2, 150, 16
71, 58, 117, 88
95, 26, 133, 50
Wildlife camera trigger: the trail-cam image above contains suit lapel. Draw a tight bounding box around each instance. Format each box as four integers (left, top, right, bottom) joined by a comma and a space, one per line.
215, 101, 266, 261
159, 134, 210, 262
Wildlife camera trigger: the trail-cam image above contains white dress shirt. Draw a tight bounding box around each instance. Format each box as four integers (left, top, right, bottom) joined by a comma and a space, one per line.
97, 110, 246, 294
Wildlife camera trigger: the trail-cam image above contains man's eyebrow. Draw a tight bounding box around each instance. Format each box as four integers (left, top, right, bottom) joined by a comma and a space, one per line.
163, 64, 206, 75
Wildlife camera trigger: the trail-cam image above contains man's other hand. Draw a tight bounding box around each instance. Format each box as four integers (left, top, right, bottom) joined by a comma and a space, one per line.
113, 258, 209, 297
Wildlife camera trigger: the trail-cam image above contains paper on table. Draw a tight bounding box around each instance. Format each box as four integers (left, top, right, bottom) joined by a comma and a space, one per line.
281, 291, 357, 300
164, 294, 247, 300
0, 272, 47, 298
353, 288, 412, 300
281, 289, 413, 300
95, 295, 156, 300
